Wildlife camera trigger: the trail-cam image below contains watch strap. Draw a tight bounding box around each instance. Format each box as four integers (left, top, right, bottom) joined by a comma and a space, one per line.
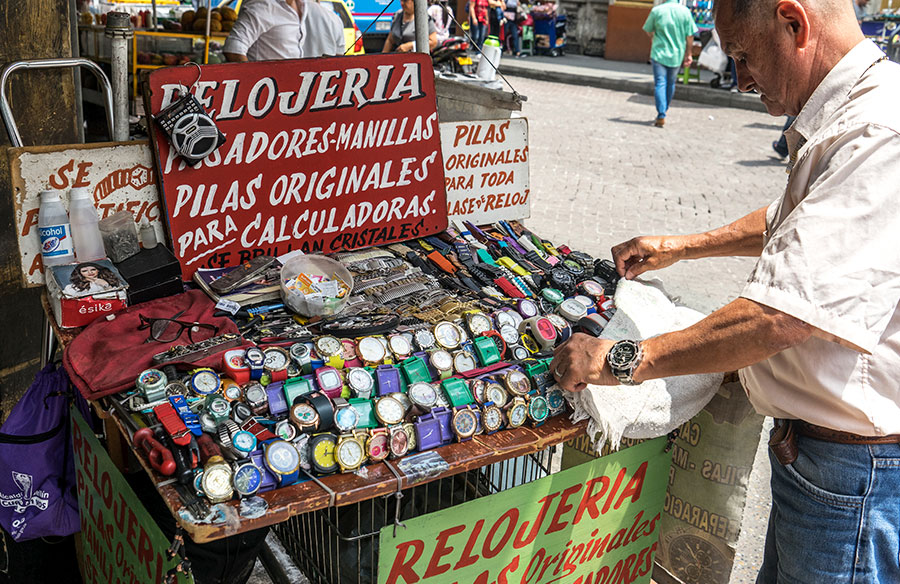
154, 402, 192, 446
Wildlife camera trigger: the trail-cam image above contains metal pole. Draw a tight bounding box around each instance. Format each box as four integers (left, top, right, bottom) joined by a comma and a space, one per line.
414, 0, 429, 54
105, 12, 133, 141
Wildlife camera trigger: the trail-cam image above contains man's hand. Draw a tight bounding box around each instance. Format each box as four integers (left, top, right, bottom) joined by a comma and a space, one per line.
683, 55, 693, 68
611, 235, 686, 279
550, 333, 617, 391
397, 41, 414, 52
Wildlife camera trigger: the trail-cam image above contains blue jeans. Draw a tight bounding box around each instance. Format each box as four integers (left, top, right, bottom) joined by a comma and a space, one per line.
470, 21, 487, 49
505, 19, 520, 54
651, 60, 679, 119
757, 432, 900, 583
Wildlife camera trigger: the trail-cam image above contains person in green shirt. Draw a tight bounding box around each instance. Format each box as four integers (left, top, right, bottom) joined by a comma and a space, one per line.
643, 0, 699, 127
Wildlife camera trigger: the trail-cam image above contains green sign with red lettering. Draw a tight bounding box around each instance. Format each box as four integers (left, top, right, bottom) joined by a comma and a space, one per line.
378, 436, 671, 584
72, 407, 192, 584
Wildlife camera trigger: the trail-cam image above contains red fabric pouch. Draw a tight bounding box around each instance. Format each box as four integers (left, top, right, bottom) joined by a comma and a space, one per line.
63, 290, 242, 400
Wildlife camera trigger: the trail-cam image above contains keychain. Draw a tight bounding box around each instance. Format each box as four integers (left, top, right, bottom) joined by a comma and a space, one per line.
153, 63, 226, 166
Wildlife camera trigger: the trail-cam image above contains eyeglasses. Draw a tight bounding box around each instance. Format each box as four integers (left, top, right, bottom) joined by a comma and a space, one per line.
138, 314, 219, 343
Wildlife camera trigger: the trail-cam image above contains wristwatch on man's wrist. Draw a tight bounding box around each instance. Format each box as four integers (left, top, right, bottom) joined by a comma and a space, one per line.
606, 340, 643, 386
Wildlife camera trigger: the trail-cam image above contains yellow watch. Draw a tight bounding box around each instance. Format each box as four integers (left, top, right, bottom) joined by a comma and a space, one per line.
521, 333, 540, 354
314, 336, 345, 369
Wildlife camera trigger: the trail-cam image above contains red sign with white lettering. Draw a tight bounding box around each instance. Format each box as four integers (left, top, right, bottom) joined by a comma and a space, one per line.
146, 54, 447, 279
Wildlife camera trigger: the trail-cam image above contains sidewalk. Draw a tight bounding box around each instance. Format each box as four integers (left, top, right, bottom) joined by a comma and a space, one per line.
498, 53, 767, 113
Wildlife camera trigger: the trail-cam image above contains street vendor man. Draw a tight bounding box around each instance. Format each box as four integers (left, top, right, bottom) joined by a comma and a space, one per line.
550, 0, 900, 580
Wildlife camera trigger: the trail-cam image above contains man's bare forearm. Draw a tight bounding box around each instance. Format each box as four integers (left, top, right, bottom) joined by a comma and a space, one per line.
635, 297, 810, 382
681, 205, 768, 260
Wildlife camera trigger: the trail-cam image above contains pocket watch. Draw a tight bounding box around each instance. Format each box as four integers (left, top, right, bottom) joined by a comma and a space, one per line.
374, 394, 405, 425
453, 350, 478, 374
503, 369, 531, 397
366, 428, 390, 461
504, 397, 528, 428
482, 402, 504, 433
309, 432, 339, 475
357, 336, 387, 366
201, 456, 234, 503
335, 432, 366, 473
346, 367, 375, 399
433, 321, 464, 350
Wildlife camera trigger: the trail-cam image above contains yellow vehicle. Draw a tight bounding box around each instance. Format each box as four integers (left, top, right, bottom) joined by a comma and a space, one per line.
321, 0, 365, 55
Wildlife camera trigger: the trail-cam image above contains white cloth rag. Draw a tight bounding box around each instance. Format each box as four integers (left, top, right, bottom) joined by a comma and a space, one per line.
562, 278, 723, 451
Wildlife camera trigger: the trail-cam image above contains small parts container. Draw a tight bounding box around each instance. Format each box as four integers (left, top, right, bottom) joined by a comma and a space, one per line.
99, 211, 140, 263
280, 255, 353, 317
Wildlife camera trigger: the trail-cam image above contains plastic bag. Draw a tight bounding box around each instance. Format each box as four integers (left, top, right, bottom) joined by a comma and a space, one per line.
698, 32, 728, 73
0, 363, 92, 541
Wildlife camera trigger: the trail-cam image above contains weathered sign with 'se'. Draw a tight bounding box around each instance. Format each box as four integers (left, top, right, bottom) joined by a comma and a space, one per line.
9, 142, 162, 287
441, 119, 530, 223
146, 54, 448, 279
72, 407, 191, 584
378, 437, 670, 584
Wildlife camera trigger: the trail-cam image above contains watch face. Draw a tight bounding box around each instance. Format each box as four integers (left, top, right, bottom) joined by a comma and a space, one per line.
430, 349, 453, 371
226, 350, 246, 369
389, 335, 412, 356
347, 368, 373, 392
415, 329, 436, 350
368, 433, 389, 459
484, 407, 502, 430
434, 322, 462, 349
509, 403, 527, 427
517, 299, 539, 319
434, 390, 451, 409
505, 371, 531, 396
409, 382, 437, 407
264, 348, 289, 370
529, 396, 549, 421
573, 295, 595, 309
337, 439, 364, 468
315, 336, 342, 357
341, 340, 359, 361
266, 440, 300, 474
375, 397, 404, 425
245, 347, 265, 366
317, 369, 342, 390
390, 429, 409, 455
467, 313, 492, 335
203, 466, 232, 498
403, 423, 417, 451
512, 346, 530, 360
335, 407, 360, 431
499, 324, 519, 345
579, 280, 605, 298
453, 410, 477, 436
208, 397, 230, 418
547, 388, 566, 409
470, 379, 487, 403
486, 383, 508, 407
233, 464, 262, 495
535, 318, 558, 342
312, 436, 337, 470
191, 370, 221, 395
546, 313, 569, 331
232, 431, 257, 452
290, 342, 310, 362
223, 382, 243, 401
563, 258, 585, 275
541, 288, 565, 304
231, 402, 253, 423
453, 351, 477, 373
609, 341, 640, 368
559, 299, 587, 321
245, 383, 266, 404
276, 419, 297, 441
494, 310, 517, 330
358, 337, 386, 363
291, 403, 317, 426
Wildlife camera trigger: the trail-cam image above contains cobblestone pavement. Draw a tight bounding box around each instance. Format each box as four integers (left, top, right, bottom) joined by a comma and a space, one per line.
515, 74, 785, 584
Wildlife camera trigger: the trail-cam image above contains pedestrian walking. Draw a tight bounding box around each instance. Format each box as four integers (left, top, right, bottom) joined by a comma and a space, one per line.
642, 0, 699, 127
223, 0, 345, 61
552, 0, 900, 580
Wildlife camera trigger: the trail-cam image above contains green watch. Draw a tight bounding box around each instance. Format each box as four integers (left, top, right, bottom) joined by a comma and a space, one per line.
441, 377, 474, 408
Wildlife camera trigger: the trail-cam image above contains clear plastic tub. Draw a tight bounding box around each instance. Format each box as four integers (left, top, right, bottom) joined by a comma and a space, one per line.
98, 210, 140, 263
280, 254, 353, 317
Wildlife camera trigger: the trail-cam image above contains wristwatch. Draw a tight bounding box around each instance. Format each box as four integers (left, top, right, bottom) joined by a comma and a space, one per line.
429, 349, 454, 380
314, 336, 345, 369
314, 366, 344, 399
335, 431, 367, 473
232, 430, 258, 456
231, 402, 253, 424
451, 405, 479, 442
341, 339, 363, 368
481, 401, 503, 433
441, 377, 474, 407
433, 321, 464, 350
275, 419, 297, 441
249, 449, 278, 492
290, 342, 313, 374
221, 378, 243, 402
375, 365, 402, 397
189, 368, 221, 396
202, 456, 234, 503
263, 347, 290, 382
349, 398, 378, 429
206, 395, 232, 426
516, 298, 539, 319
289, 401, 319, 433
346, 367, 375, 399
504, 396, 528, 428
473, 334, 503, 367
546, 387, 567, 417
414, 328, 436, 351
309, 432, 339, 475
223, 349, 250, 384
499, 324, 521, 354
607, 340, 643, 385
374, 394, 405, 426
244, 347, 266, 381
503, 369, 531, 397
303, 392, 335, 432
231, 460, 263, 497
388, 424, 410, 458
399, 356, 431, 384
414, 411, 442, 450
263, 439, 301, 486
243, 382, 268, 416
464, 311, 494, 337
333, 397, 360, 433
470, 378, 487, 404
366, 428, 390, 461
216, 419, 242, 458
283, 376, 314, 406
452, 350, 478, 375
357, 336, 387, 367
557, 298, 587, 323
388, 334, 413, 361
265, 382, 288, 417
527, 391, 550, 427
402, 422, 417, 451
485, 382, 509, 407
519, 317, 558, 352
137, 369, 167, 403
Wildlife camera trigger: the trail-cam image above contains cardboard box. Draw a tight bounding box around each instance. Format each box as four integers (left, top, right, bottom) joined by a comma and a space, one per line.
45, 260, 128, 328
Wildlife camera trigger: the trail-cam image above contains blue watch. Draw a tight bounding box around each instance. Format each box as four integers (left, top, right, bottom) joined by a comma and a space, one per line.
245, 347, 266, 381
262, 439, 301, 487
266, 382, 289, 417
